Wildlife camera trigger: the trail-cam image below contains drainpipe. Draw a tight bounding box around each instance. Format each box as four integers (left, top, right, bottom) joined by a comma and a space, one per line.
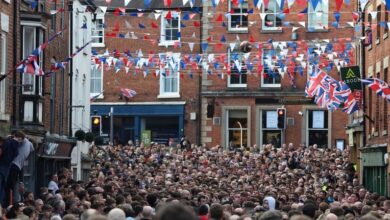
68, 2, 73, 136
197, 9, 202, 145
12, 0, 18, 127
360, 3, 366, 148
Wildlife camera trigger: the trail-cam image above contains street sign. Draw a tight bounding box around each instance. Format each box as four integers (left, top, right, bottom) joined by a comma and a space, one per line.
340, 66, 362, 91
341, 66, 362, 108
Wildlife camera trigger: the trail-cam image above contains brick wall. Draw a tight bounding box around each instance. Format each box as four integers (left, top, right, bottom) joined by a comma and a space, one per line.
92, 9, 202, 143
0, 0, 16, 136
201, 0, 354, 147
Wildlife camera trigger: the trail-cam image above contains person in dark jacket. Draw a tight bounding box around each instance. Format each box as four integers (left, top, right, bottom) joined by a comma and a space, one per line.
0, 131, 24, 206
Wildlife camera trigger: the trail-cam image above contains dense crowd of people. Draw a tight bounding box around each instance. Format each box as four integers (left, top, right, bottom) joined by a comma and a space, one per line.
1, 133, 390, 220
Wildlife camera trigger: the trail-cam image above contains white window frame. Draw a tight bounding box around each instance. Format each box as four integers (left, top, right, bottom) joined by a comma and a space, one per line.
260, 109, 283, 148
227, 48, 247, 88
158, 53, 180, 98
159, 11, 181, 46
262, 0, 282, 31
90, 64, 103, 99
228, 0, 248, 32
261, 48, 281, 88
226, 109, 249, 148
91, 14, 105, 47
308, 0, 328, 30
306, 109, 330, 148
22, 26, 36, 95
0, 32, 7, 117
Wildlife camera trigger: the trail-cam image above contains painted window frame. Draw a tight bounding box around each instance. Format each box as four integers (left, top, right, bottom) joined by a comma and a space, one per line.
158, 53, 181, 98
90, 64, 104, 99
307, 0, 329, 30
261, 47, 281, 88
306, 109, 329, 148
160, 11, 181, 46
227, 48, 247, 88
262, 0, 282, 31
91, 14, 105, 47
228, 0, 248, 32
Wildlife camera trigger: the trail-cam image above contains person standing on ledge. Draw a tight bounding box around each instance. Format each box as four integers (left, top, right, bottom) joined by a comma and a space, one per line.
5, 131, 34, 206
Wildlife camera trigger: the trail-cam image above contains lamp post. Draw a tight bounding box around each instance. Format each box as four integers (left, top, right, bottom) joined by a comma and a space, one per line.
237, 121, 243, 148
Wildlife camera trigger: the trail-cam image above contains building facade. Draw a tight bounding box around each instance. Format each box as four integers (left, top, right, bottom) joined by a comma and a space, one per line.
361, 0, 390, 196
1, 0, 77, 193
90, 0, 202, 145
200, 0, 356, 149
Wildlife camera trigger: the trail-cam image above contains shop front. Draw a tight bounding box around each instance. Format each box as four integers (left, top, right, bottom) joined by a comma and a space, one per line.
91, 102, 185, 145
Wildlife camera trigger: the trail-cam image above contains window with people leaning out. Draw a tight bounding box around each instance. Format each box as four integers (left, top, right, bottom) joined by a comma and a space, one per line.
228, 0, 248, 31
262, 0, 282, 30
227, 109, 248, 149
308, 110, 328, 148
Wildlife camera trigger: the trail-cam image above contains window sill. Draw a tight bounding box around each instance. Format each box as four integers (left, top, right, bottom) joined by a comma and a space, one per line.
227, 29, 249, 34
226, 86, 247, 90
367, 44, 372, 51
383, 130, 388, 136
383, 33, 388, 40
260, 85, 281, 89
90, 93, 104, 99
261, 29, 283, 34
0, 113, 10, 121
91, 43, 105, 48
306, 29, 329, 33
158, 41, 179, 47
158, 93, 180, 99
376, 39, 380, 45
227, 84, 247, 89
374, 131, 379, 137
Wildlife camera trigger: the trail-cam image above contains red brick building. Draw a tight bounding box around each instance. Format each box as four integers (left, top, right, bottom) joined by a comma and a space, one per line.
0, 0, 76, 193
200, 0, 356, 149
360, 1, 390, 196
90, 0, 202, 145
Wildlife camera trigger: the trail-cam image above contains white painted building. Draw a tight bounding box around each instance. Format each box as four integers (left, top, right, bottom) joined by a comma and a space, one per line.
70, 0, 93, 181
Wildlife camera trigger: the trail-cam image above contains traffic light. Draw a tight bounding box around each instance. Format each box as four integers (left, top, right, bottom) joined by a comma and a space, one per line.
91, 115, 101, 135
277, 108, 286, 129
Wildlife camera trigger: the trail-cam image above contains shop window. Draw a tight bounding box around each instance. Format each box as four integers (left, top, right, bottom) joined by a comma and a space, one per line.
227, 109, 248, 149
261, 110, 282, 148
307, 110, 328, 148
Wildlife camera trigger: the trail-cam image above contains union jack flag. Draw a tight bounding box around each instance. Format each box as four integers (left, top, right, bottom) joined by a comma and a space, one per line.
120, 88, 137, 99
361, 78, 390, 101
305, 70, 358, 114
16, 55, 44, 76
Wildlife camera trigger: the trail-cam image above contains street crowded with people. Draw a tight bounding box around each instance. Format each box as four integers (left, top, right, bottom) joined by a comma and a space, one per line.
1, 133, 389, 220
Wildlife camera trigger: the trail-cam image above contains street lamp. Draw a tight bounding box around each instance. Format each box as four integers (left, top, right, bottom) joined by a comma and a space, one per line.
236, 121, 243, 148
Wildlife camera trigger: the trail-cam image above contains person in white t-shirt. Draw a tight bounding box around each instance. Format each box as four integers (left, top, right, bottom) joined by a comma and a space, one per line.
48, 173, 59, 194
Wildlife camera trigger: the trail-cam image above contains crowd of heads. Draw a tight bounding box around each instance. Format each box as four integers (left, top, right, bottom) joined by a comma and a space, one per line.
1, 141, 390, 220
